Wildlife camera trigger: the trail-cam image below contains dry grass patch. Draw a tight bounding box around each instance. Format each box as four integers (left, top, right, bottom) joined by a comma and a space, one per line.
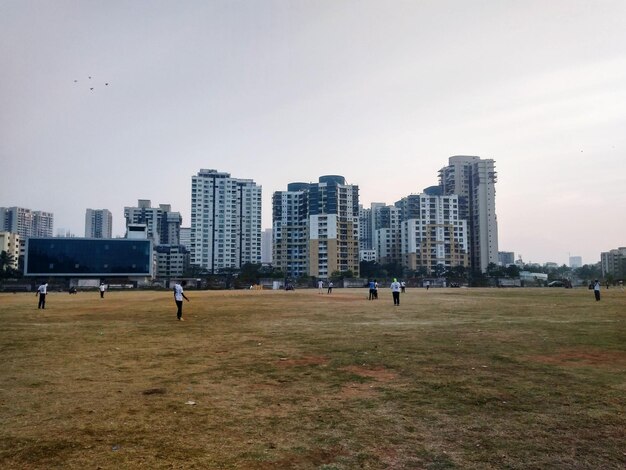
1, 287, 625, 469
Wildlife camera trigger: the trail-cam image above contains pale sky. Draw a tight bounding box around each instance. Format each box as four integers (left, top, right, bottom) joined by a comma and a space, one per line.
1, 0, 625, 266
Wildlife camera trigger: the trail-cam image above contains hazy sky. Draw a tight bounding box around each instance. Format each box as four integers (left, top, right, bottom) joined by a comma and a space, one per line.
2, 0, 625, 265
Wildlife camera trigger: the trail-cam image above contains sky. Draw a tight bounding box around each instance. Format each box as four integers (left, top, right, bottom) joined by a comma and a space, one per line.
1, 0, 625, 266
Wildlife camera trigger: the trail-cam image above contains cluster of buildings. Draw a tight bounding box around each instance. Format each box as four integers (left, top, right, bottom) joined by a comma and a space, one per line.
2, 155, 506, 283
272, 155, 499, 279
3, 153, 621, 284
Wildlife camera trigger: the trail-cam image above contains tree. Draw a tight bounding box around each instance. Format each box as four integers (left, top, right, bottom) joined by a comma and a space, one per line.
0, 251, 14, 271
0, 251, 18, 279
504, 264, 520, 278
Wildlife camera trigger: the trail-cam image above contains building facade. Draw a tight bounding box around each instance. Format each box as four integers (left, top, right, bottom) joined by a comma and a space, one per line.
190, 169, 262, 273
0, 207, 54, 238
273, 176, 360, 280
601, 247, 626, 279
499, 251, 515, 266
273, 183, 310, 279
85, 209, 113, 239
179, 227, 191, 251
439, 156, 498, 272
569, 256, 582, 269
155, 245, 190, 278
400, 194, 468, 272
372, 204, 402, 265
24, 237, 153, 278
261, 228, 273, 264
0, 232, 21, 270
124, 200, 182, 246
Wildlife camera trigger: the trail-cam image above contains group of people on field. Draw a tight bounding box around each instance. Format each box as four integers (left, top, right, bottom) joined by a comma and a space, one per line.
33, 276, 611, 322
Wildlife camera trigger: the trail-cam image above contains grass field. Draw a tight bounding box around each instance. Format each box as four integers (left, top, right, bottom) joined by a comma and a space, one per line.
1, 287, 625, 469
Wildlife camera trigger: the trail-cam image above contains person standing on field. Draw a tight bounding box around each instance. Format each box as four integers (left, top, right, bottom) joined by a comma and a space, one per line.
36, 282, 48, 309
173, 281, 190, 320
391, 278, 401, 306
327, 281, 333, 294
593, 279, 601, 301
318, 280, 324, 294
368, 280, 376, 300
99, 282, 106, 298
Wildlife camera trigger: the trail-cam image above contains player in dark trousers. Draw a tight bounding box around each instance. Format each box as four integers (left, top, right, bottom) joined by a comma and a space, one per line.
36, 282, 48, 309
173, 281, 190, 320
390, 278, 401, 306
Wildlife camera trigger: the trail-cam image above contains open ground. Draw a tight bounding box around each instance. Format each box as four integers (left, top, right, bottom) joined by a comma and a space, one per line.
1, 287, 625, 469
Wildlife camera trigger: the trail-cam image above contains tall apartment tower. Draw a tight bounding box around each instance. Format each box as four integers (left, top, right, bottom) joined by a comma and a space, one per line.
273, 183, 309, 278
370, 204, 402, 265
124, 200, 182, 245
85, 209, 113, 238
439, 156, 498, 272
0, 207, 53, 238
190, 169, 262, 273
273, 176, 359, 280
399, 194, 468, 272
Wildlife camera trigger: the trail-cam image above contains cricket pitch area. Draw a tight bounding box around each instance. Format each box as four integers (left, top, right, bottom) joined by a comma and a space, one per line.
1, 287, 625, 469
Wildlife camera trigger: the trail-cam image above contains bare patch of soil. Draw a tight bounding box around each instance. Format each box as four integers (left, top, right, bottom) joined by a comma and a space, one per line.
341, 365, 397, 382
527, 349, 626, 368
275, 355, 329, 367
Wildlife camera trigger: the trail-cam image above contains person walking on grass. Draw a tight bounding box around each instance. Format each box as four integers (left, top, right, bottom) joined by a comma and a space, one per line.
593, 279, 601, 301
36, 282, 48, 309
173, 281, 190, 320
391, 278, 401, 306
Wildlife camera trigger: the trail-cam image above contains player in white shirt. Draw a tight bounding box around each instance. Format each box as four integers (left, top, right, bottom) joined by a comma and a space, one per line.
36, 282, 48, 309
173, 281, 190, 321
390, 278, 401, 306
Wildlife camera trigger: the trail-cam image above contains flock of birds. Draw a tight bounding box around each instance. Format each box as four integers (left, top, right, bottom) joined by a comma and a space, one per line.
74, 76, 109, 91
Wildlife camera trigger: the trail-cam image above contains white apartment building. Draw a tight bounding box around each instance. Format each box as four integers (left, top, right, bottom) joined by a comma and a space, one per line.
124, 200, 181, 245
273, 183, 310, 279
439, 156, 498, 272
401, 194, 468, 272
191, 169, 261, 273
0, 207, 54, 238
85, 209, 112, 238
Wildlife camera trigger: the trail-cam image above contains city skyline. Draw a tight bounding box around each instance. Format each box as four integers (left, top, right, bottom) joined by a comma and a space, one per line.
2, 1, 625, 266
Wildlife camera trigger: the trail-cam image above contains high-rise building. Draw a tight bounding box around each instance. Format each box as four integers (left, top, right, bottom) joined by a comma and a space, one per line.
124, 200, 181, 245
399, 194, 468, 273
439, 156, 498, 272
261, 228, 273, 264
155, 245, 189, 278
601, 248, 626, 278
85, 209, 113, 238
190, 169, 262, 273
179, 227, 191, 251
372, 204, 402, 265
273, 183, 309, 278
499, 251, 515, 266
0, 207, 53, 238
273, 175, 359, 280
569, 256, 582, 268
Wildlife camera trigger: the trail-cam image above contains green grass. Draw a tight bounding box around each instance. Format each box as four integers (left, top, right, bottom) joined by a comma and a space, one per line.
0, 287, 625, 469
